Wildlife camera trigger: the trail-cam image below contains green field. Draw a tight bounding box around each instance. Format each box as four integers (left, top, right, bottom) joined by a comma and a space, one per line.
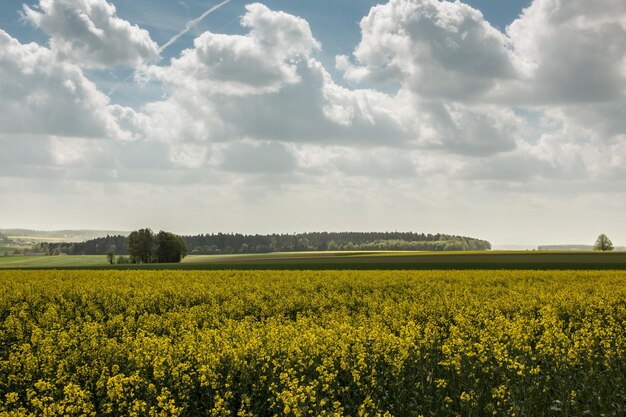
1, 250, 626, 269
0, 255, 108, 268
182, 250, 626, 269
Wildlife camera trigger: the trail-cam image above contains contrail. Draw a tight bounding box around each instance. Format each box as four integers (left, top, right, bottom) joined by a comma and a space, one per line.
107, 72, 135, 97
108, 0, 234, 97
158, 0, 233, 54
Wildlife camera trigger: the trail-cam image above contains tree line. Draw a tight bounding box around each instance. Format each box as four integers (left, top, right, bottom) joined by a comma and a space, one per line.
32, 229, 187, 264
184, 232, 491, 254
36, 231, 491, 256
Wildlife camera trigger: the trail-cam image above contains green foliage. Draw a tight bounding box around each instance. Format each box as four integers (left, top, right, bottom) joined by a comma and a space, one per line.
40, 232, 492, 257
594, 234, 614, 251
155, 232, 187, 263
1, 270, 625, 416
35, 235, 127, 256
106, 245, 116, 265
127, 229, 157, 263
116, 256, 130, 265
127, 229, 186, 264
184, 232, 492, 254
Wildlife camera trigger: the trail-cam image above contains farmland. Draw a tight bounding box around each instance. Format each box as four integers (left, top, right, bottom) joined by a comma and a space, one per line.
0, 255, 109, 268
1, 269, 625, 416
2, 250, 626, 270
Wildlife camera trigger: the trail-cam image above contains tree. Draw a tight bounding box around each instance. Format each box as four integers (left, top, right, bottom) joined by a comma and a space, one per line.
116, 256, 130, 264
593, 234, 614, 251
106, 244, 117, 265
127, 229, 156, 263
155, 231, 187, 263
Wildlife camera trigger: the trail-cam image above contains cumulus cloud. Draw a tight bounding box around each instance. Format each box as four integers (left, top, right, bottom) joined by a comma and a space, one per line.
337, 0, 626, 107
206, 59, 411, 145
0, 29, 121, 138
507, 0, 626, 104
150, 3, 320, 95
145, 5, 411, 148
0, 28, 165, 183
337, 0, 517, 100
558, 104, 626, 141
1, 0, 626, 247
4, 0, 626, 217
330, 0, 626, 179
331, 0, 525, 156
413, 102, 523, 156
23, 0, 158, 68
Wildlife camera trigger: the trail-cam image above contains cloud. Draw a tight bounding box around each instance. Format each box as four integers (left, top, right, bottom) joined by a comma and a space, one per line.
205, 59, 411, 145
337, 0, 517, 100
331, 0, 525, 156
145, 5, 411, 147
337, 0, 626, 107
126, 1, 527, 174
3, 0, 626, 245
23, 0, 158, 68
507, 0, 626, 104
557, 104, 626, 141
220, 141, 297, 174
332, 0, 626, 170
330, 147, 417, 178
459, 152, 557, 182
3, 0, 626, 194
413, 101, 522, 156
0, 29, 170, 181
150, 3, 320, 95
0, 29, 121, 138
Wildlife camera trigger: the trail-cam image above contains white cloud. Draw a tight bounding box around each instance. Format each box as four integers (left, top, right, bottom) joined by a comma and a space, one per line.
0, 29, 164, 180
150, 3, 319, 95
204, 59, 411, 145
145, 5, 411, 148
507, 0, 626, 104
0, 29, 120, 138
220, 141, 296, 174
337, 0, 517, 100
413, 101, 522, 156
4, 0, 626, 244
332, 0, 524, 156
23, 0, 158, 68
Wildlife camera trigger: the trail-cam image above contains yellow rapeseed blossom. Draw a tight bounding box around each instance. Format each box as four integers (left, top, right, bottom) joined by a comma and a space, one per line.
0, 269, 625, 416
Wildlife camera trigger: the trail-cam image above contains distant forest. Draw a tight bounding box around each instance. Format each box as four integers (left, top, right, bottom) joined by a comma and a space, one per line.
36, 232, 491, 255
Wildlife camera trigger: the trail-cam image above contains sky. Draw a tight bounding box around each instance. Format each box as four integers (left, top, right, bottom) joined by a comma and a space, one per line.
1, 0, 625, 248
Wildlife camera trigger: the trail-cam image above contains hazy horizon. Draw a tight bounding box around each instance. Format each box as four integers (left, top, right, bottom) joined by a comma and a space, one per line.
2, 0, 626, 247
3, 226, 622, 250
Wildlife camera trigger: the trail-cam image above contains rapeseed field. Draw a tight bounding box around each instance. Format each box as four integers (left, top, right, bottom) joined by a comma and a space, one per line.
0, 270, 625, 416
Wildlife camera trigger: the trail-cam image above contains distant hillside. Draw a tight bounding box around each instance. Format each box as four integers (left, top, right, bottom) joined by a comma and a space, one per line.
538, 244, 626, 251
0, 229, 128, 243
35, 231, 492, 255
